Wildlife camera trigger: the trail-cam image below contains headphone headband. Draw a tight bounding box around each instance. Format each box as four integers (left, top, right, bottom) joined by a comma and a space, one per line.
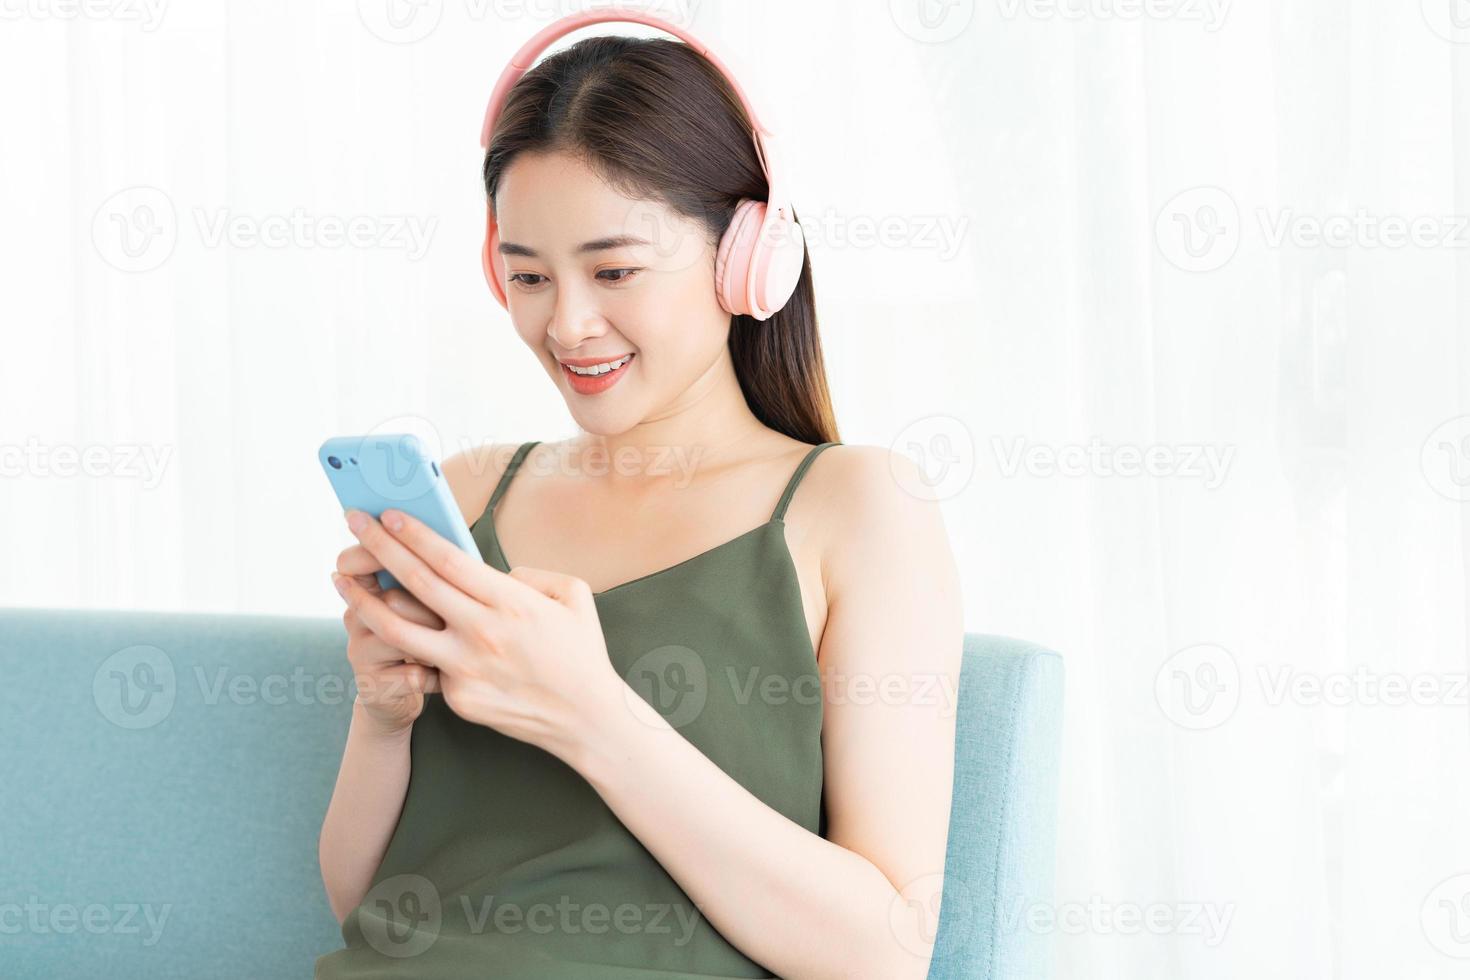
477, 7, 804, 320
478, 8, 782, 206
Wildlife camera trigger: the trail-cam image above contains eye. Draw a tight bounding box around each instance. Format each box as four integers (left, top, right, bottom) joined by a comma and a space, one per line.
508, 273, 546, 289
598, 268, 641, 284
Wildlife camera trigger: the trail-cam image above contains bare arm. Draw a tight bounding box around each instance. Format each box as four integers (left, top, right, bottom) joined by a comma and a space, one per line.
318, 700, 414, 924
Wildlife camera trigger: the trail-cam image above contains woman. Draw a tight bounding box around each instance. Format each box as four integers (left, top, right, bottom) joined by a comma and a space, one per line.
316, 15, 963, 980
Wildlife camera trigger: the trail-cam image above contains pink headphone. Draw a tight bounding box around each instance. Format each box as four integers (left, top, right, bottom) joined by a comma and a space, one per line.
478, 8, 806, 322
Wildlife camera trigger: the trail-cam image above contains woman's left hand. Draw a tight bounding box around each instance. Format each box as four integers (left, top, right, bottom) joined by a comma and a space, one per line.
332, 507, 625, 763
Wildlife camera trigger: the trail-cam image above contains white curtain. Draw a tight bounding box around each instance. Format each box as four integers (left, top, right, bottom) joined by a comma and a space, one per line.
4, 1, 1468, 976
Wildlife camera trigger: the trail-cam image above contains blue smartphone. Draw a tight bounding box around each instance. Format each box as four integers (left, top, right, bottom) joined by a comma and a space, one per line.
318, 433, 480, 592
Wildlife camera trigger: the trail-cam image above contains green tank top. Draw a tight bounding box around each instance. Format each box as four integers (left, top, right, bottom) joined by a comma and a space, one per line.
316, 440, 839, 979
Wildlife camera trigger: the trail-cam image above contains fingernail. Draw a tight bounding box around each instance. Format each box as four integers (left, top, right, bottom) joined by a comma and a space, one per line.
346, 510, 367, 533
332, 573, 350, 597
382, 510, 403, 532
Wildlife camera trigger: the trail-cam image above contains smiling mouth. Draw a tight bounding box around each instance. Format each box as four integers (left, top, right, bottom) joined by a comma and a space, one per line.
560, 353, 633, 376
558, 352, 635, 394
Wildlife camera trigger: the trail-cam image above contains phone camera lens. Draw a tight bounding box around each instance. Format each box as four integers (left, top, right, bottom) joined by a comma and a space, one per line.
327, 455, 342, 469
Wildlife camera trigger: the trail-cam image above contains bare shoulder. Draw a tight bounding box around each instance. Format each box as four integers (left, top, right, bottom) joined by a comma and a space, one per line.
795, 443, 960, 611
439, 442, 529, 528
792, 442, 949, 537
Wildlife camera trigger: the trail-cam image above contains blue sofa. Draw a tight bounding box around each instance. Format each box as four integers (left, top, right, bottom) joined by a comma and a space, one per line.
0, 609, 1063, 979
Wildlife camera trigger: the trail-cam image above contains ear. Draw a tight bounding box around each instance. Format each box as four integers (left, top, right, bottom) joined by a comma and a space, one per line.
483, 204, 508, 309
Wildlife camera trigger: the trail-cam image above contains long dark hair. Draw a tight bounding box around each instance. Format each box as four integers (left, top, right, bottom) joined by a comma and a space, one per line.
483, 35, 840, 445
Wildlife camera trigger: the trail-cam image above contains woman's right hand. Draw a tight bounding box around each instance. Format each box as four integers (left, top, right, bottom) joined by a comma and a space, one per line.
334, 542, 443, 737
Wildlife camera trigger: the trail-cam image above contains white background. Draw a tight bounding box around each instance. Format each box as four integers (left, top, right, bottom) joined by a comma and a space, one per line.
3, 0, 1469, 976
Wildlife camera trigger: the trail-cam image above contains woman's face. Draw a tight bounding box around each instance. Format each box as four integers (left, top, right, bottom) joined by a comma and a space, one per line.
493, 150, 731, 433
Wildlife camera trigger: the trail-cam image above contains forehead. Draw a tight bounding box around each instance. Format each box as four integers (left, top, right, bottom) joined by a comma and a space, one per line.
496, 150, 673, 251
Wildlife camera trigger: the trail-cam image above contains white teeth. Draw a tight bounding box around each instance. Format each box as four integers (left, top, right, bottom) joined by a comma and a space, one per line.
566, 354, 632, 376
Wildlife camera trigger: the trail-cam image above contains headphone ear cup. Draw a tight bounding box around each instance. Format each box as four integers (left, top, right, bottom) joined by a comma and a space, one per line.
716, 198, 804, 321
483, 209, 508, 310
751, 209, 805, 319
714, 198, 763, 317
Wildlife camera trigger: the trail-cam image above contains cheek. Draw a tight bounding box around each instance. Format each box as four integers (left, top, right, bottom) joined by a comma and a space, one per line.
646, 258, 726, 334
509, 313, 542, 351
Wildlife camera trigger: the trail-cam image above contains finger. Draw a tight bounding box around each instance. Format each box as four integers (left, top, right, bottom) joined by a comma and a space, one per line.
335, 547, 384, 599
382, 587, 446, 630
396, 664, 440, 694
351, 621, 426, 673
336, 570, 463, 673
349, 592, 440, 669
347, 510, 487, 628
506, 565, 590, 606
361, 663, 441, 700
343, 607, 371, 639
349, 590, 443, 657
380, 508, 533, 611
349, 602, 452, 675
336, 543, 385, 578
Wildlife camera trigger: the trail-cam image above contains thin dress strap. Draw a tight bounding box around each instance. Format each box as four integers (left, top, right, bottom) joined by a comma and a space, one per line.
488, 440, 540, 511
770, 441, 841, 522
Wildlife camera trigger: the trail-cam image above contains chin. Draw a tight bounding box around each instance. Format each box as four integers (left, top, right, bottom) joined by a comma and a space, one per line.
565, 410, 641, 437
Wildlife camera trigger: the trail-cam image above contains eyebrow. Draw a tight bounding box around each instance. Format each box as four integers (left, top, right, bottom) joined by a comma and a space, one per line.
498, 234, 653, 258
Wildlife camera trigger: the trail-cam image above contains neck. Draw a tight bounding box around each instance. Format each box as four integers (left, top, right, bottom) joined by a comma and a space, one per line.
570, 350, 772, 484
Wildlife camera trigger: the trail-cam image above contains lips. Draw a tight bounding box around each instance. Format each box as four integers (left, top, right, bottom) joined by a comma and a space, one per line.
559, 352, 635, 395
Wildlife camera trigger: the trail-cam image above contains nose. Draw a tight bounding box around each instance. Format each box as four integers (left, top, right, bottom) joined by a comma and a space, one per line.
546, 277, 608, 350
